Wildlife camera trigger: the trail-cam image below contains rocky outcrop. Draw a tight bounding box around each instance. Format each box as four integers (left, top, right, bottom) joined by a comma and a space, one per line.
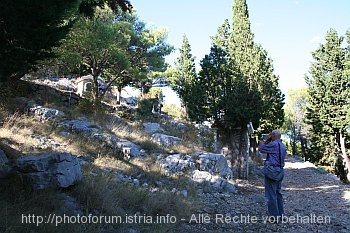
191, 170, 237, 194
197, 152, 231, 178
143, 122, 161, 133
151, 133, 182, 147
16, 152, 82, 189
58, 119, 101, 136
58, 119, 142, 157
26, 101, 65, 122
157, 154, 196, 176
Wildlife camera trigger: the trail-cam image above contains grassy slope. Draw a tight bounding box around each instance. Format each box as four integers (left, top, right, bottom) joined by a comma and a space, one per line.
0, 86, 200, 233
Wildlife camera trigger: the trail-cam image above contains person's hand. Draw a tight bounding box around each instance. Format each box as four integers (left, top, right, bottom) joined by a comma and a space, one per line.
265, 133, 273, 144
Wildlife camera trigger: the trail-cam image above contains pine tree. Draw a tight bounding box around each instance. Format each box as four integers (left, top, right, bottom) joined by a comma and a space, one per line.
305, 29, 349, 180
0, 0, 133, 82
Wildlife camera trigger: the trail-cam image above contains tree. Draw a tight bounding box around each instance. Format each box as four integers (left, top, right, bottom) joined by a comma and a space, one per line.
58, 7, 173, 105
171, 35, 197, 119
197, 45, 230, 122
182, 0, 284, 178
0, 0, 80, 81
120, 14, 173, 98
79, 0, 133, 17
210, 19, 231, 51
229, 0, 284, 133
0, 0, 133, 82
58, 7, 131, 104
228, 0, 284, 174
305, 28, 349, 181
283, 88, 308, 157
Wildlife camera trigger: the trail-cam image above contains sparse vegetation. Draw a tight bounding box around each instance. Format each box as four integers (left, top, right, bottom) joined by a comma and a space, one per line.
0, 91, 199, 233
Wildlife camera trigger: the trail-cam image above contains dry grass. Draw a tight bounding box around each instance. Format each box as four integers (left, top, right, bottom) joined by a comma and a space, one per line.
0, 95, 200, 233
0, 112, 50, 153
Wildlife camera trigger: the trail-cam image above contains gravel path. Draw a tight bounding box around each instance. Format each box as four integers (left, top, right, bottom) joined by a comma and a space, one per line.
172, 155, 350, 233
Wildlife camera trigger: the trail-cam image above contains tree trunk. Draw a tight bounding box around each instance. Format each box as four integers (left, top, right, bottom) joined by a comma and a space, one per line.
250, 136, 262, 164
226, 128, 249, 179
339, 133, 350, 182
300, 136, 307, 161
116, 86, 122, 104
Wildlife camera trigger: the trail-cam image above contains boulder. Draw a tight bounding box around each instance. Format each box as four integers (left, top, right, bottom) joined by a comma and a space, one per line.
151, 133, 182, 147
58, 119, 100, 136
16, 152, 82, 189
192, 170, 237, 194
26, 102, 65, 122
115, 139, 142, 157
157, 154, 196, 176
198, 152, 231, 178
143, 122, 161, 133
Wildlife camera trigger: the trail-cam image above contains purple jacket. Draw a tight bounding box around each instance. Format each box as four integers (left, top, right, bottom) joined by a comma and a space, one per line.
259, 139, 286, 167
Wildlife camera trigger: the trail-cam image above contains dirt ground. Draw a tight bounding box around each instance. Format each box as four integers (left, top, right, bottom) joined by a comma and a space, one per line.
172, 155, 350, 233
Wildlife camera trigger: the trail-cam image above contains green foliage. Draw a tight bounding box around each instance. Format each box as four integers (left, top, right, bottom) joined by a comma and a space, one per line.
197, 45, 229, 122
229, 0, 284, 132
57, 9, 173, 104
57, 9, 131, 100
283, 88, 308, 156
136, 98, 155, 119
0, 0, 80, 81
171, 35, 197, 119
305, 28, 349, 177
0, 0, 132, 82
185, 0, 284, 134
79, 0, 133, 18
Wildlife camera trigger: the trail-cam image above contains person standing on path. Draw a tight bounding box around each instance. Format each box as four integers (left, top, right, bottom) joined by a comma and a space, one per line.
259, 130, 287, 218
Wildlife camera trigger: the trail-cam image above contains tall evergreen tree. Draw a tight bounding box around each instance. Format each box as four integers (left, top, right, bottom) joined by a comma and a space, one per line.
198, 45, 230, 122
229, 0, 284, 133
305, 29, 349, 181
210, 19, 231, 52
0, 0, 80, 81
171, 35, 197, 119
254, 45, 285, 133
188, 0, 284, 178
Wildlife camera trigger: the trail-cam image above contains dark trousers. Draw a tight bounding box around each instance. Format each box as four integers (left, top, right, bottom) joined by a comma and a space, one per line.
265, 175, 284, 217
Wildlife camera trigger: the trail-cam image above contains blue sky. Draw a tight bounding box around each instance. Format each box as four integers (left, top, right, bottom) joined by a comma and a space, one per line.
131, 0, 350, 97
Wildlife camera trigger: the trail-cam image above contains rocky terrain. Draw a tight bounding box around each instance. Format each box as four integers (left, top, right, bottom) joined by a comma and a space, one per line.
1, 80, 349, 233
172, 155, 350, 233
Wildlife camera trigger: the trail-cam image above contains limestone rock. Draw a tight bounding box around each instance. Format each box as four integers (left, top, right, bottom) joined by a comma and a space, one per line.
26, 102, 65, 122
157, 154, 196, 176
197, 152, 231, 178
58, 119, 100, 136
151, 133, 182, 147
143, 122, 161, 133
191, 170, 237, 194
16, 152, 82, 189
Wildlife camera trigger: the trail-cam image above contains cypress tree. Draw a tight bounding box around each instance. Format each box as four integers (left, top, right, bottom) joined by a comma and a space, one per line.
305, 29, 348, 179
191, 0, 284, 178
172, 35, 197, 119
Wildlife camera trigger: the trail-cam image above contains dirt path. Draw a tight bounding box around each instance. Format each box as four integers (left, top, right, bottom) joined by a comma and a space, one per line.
173, 155, 350, 233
